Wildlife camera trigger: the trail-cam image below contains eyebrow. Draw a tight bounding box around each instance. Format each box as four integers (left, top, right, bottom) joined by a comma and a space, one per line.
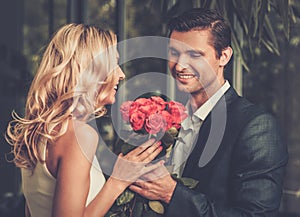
168, 46, 205, 56
168, 47, 178, 52
187, 49, 205, 56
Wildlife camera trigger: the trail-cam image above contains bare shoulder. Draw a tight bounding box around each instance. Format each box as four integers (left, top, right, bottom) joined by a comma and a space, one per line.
72, 120, 99, 145
57, 119, 99, 162
71, 119, 99, 161
46, 119, 99, 177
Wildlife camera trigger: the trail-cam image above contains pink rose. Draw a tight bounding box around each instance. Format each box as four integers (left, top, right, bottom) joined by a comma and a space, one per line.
129, 111, 146, 131
134, 98, 149, 105
168, 101, 188, 128
120, 97, 187, 134
139, 103, 158, 117
150, 96, 166, 111
136, 98, 162, 117
161, 110, 173, 130
145, 113, 166, 134
120, 101, 134, 122
128, 101, 140, 116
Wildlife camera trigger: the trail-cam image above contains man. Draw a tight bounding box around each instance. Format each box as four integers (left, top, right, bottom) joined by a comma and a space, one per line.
129, 8, 288, 216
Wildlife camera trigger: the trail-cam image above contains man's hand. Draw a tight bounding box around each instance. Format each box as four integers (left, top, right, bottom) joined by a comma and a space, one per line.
129, 165, 177, 204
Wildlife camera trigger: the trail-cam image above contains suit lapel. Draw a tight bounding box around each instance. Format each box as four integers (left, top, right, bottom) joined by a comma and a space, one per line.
182, 87, 239, 177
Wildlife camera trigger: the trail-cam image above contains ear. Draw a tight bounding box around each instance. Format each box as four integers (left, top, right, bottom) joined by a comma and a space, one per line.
219, 47, 233, 67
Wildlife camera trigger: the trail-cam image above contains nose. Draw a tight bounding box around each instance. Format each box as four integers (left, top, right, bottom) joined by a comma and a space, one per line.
175, 58, 188, 72
117, 66, 125, 80
175, 55, 188, 72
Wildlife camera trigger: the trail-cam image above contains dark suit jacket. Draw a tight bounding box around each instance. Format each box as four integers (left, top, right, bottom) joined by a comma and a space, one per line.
166, 87, 288, 217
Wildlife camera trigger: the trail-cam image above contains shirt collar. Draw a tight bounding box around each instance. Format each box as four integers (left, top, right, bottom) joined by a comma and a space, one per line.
186, 80, 231, 122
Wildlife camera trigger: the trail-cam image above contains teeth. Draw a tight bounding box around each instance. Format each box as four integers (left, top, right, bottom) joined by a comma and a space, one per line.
114, 86, 118, 90
177, 73, 195, 79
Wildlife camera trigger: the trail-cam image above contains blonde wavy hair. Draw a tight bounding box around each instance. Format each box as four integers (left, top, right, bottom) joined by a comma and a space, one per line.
6, 23, 118, 171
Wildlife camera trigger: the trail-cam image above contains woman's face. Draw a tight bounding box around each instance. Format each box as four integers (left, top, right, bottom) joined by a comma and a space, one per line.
102, 65, 125, 105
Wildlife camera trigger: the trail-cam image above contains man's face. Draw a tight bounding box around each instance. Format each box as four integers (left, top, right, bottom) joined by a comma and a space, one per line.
168, 30, 225, 97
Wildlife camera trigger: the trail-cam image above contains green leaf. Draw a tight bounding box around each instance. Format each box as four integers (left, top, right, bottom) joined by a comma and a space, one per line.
116, 189, 135, 206
276, 0, 290, 39
161, 127, 178, 147
251, 0, 260, 37
168, 126, 179, 137
171, 174, 199, 189
231, 30, 250, 72
256, 0, 268, 39
261, 39, 280, 55
231, 0, 250, 35
263, 16, 280, 55
179, 177, 199, 189
148, 200, 165, 214
291, 0, 300, 19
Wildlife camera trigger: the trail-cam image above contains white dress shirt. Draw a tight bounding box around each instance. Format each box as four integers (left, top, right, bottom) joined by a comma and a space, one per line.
172, 81, 230, 177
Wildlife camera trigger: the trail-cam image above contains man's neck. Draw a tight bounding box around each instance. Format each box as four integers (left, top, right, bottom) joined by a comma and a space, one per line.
190, 91, 208, 112
190, 79, 226, 112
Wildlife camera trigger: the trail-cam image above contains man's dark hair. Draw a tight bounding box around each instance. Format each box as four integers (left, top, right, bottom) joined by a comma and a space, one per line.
167, 8, 231, 58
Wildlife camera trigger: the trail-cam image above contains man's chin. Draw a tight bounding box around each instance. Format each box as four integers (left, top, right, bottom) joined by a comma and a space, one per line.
176, 81, 192, 93
176, 85, 191, 93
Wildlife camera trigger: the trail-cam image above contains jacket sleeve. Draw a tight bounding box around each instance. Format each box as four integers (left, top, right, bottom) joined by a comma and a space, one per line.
166, 113, 288, 217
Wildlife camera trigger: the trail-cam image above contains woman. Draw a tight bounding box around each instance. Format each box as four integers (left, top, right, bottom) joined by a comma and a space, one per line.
6, 23, 163, 217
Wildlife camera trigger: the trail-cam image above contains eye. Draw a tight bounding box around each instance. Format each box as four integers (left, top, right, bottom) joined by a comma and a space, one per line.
168, 48, 179, 57
188, 51, 202, 58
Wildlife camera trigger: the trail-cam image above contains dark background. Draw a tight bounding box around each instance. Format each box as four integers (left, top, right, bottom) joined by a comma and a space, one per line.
0, 0, 300, 216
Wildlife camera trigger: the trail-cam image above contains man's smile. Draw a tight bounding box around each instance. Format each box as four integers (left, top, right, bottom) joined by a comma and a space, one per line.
176, 72, 196, 79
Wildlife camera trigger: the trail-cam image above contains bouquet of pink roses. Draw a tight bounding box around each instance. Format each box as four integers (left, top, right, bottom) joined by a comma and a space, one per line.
106, 96, 194, 217
120, 96, 188, 153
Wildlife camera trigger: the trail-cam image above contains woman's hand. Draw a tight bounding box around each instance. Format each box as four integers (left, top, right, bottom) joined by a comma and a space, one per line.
110, 138, 164, 189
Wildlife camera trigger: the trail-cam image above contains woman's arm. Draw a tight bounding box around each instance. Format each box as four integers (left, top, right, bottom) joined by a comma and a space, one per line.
51, 121, 96, 217
51, 120, 162, 217
86, 139, 163, 216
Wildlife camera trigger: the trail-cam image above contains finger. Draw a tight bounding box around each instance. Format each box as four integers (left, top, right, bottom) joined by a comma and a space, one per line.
138, 141, 163, 162
129, 184, 143, 194
130, 179, 150, 190
134, 178, 144, 184
126, 138, 156, 157
141, 161, 165, 180
138, 141, 162, 162
137, 139, 161, 156
129, 183, 155, 199
142, 165, 169, 181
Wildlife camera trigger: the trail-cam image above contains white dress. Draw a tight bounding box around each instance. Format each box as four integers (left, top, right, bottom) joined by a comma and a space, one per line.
21, 142, 106, 217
